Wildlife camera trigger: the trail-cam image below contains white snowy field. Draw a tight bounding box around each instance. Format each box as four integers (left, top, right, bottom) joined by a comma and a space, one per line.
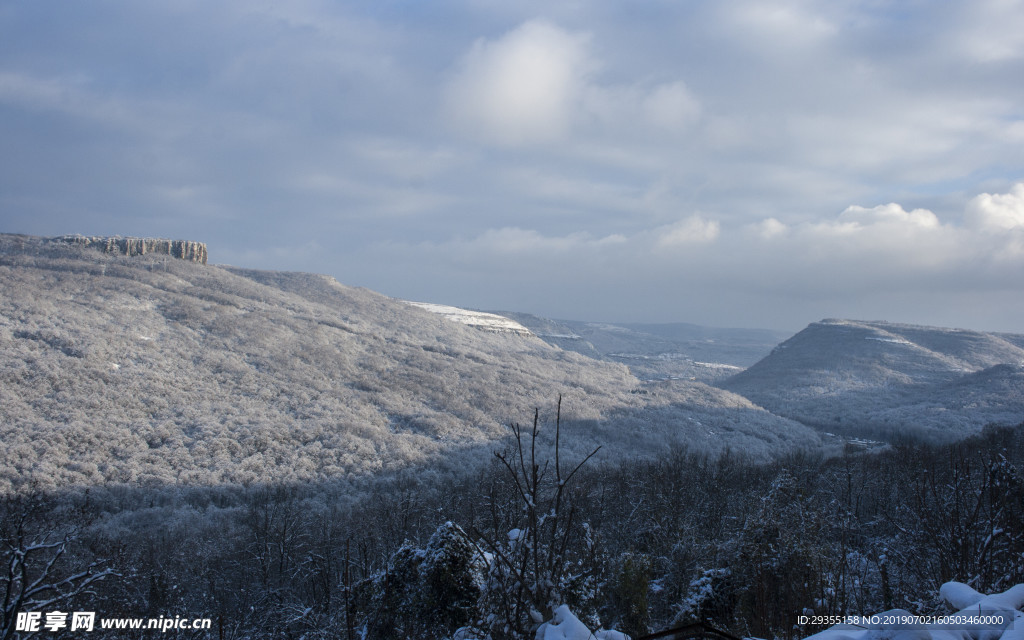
406, 301, 535, 335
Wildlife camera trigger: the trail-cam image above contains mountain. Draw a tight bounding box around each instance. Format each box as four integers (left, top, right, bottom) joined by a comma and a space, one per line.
497, 312, 789, 383
720, 318, 1024, 440
0, 234, 820, 493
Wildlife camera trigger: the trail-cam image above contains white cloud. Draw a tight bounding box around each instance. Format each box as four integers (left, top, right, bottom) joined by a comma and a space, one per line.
966, 182, 1024, 231
5, 2, 1024, 331
755, 217, 788, 239
656, 216, 720, 247
838, 203, 941, 229
355, 183, 1024, 329
444, 19, 701, 146
444, 20, 591, 146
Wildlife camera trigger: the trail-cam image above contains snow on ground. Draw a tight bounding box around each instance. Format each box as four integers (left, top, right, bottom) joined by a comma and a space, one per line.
866, 337, 913, 345
406, 302, 534, 335
805, 582, 1024, 640
453, 605, 630, 640
694, 361, 744, 370
534, 605, 629, 640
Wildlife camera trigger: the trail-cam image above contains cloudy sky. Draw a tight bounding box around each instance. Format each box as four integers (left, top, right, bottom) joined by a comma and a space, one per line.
2, 1, 1023, 332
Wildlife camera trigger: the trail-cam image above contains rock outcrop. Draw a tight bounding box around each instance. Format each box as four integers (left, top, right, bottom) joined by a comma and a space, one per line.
50, 235, 208, 264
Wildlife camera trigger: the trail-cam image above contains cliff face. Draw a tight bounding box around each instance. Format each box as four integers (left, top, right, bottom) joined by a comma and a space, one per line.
51, 234, 208, 264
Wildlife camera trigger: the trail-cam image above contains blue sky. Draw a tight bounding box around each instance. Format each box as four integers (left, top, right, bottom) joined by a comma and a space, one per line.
2, 0, 1023, 331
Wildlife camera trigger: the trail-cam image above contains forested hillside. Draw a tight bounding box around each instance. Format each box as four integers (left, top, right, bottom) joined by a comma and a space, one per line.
0, 234, 819, 493
5, 234, 1023, 640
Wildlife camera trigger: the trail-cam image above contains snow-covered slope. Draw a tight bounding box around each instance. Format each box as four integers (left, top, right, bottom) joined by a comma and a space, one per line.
406, 302, 533, 336
721, 319, 1024, 440
0, 234, 821, 492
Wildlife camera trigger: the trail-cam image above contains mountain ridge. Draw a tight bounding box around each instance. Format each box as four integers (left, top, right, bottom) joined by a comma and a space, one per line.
0, 233, 819, 493
720, 318, 1024, 440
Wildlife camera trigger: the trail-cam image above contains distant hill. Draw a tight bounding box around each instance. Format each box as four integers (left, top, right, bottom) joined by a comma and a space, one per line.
0, 234, 819, 492
497, 312, 789, 383
720, 319, 1024, 440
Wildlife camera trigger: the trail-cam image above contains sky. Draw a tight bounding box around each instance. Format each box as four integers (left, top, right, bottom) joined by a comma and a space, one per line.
1, 1, 1023, 332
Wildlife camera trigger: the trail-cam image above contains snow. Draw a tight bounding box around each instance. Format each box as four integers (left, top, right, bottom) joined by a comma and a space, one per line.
866, 336, 913, 345
694, 361, 744, 370
406, 302, 534, 335
940, 583, 986, 609
534, 605, 629, 640
806, 582, 1024, 640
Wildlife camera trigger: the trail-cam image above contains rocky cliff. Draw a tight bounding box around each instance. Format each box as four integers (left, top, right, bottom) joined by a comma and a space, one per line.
49, 234, 208, 263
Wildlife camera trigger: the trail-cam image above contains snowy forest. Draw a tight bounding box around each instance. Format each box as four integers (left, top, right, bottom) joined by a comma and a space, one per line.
2, 237, 1023, 639
2, 417, 1022, 639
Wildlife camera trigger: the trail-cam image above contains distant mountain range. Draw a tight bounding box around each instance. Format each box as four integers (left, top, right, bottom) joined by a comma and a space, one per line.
2, 233, 1021, 494
0, 234, 817, 493
495, 312, 789, 383
720, 318, 1024, 441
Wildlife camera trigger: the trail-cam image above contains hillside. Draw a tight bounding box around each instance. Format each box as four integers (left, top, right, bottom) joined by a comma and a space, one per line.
0, 234, 820, 493
720, 318, 1024, 440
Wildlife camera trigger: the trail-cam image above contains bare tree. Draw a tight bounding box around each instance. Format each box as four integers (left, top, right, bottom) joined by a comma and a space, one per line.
1, 502, 113, 640
470, 397, 602, 639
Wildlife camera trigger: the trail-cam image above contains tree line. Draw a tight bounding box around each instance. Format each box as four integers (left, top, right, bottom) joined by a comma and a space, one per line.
2, 416, 1022, 639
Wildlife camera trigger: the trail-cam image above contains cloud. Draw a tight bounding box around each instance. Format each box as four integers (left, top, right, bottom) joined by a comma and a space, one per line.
837, 203, 941, 229
642, 82, 702, 133
0, 71, 159, 133
954, 0, 1024, 62
341, 182, 1024, 330
656, 216, 720, 247
451, 227, 626, 255
582, 80, 702, 138
755, 218, 788, 239
444, 19, 702, 146
444, 20, 591, 146
4, 2, 1024, 331
966, 182, 1024, 231
723, 0, 838, 52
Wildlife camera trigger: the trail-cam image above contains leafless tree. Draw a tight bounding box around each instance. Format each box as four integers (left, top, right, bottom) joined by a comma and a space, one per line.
1, 502, 113, 640
470, 397, 602, 639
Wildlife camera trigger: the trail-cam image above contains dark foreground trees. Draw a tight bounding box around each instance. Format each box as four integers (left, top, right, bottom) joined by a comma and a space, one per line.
1, 418, 1021, 639
1, 499, 112, 640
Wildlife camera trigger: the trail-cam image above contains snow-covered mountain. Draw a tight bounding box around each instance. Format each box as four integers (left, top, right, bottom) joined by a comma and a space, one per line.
720, 318, 1024, 440
0, 233, 819, 492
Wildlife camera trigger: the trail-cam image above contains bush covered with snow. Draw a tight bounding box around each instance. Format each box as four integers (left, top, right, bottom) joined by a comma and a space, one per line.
534, 605, 629, 640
